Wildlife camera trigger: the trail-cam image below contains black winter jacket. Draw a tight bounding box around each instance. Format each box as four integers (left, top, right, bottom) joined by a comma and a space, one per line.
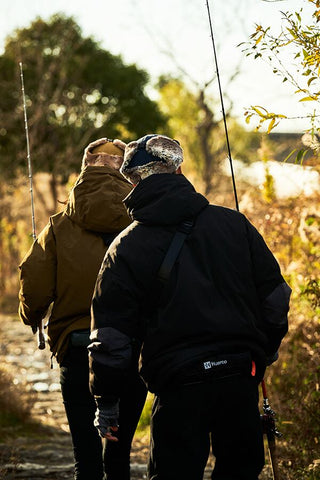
89, 174, 290, 397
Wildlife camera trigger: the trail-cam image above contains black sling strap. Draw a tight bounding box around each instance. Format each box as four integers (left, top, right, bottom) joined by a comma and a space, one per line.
157, 219, 194, 283
99, 232, 118, 247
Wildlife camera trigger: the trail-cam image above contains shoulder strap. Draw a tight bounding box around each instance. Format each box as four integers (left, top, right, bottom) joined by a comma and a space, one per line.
157, 219, 194, 283
99, 232, 118, 247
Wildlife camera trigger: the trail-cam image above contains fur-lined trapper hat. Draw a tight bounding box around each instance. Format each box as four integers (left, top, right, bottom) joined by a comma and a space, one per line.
120, 134, 183, 184
82, 138, 126, 169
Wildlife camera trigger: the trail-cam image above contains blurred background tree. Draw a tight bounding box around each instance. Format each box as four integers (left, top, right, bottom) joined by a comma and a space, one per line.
0, 13, 166, 210
0, 13, 166, 303
157, 76, 260, 196
241, 0, 320, 163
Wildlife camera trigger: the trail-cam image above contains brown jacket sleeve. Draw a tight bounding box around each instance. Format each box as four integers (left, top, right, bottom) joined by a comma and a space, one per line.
18, 220, 57, 327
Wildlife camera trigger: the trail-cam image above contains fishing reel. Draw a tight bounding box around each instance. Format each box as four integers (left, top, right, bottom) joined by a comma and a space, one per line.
261, 400, 282, 438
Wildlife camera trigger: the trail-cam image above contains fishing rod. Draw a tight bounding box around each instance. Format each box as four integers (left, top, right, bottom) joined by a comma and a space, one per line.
205, 0, 239, 212
261, 379, 282, 480
19, 62, 37, 239
19, 61, 45, 350
205, 3, 282, 478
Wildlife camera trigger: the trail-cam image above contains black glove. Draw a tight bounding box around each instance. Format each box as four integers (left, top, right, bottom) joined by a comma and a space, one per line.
94, 398, 119, 438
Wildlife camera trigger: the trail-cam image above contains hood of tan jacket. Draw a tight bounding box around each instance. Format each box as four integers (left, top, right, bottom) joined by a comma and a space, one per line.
65, 165, 132, 233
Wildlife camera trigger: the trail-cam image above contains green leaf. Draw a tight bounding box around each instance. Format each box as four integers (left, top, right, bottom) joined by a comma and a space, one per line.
307, 76, 318, 86
305, 216, 315, 226
286, 28, 297, 38
283, 148, 298, 163
295, 149, 308, 165
299, 96, 317, 101
267, 118, 276, 133
296, 149, 303, 164
251, 105, 268, 116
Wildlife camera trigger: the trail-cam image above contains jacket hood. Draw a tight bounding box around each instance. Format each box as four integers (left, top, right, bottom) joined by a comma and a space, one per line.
65, 165, 132, 233
124, 173, 209, 225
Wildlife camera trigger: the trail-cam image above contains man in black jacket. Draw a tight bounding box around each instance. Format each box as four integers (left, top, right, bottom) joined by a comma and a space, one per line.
89, 134, 291, 480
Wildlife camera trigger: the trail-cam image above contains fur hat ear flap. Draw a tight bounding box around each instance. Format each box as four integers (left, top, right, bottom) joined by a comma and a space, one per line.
120, 134, 183, 184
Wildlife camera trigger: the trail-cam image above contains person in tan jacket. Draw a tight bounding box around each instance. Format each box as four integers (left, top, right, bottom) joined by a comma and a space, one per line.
18, 138, 147, 480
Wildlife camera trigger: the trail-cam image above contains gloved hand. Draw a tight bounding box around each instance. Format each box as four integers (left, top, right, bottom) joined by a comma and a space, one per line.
94, 398, 119, 441
266, 351, 279, 365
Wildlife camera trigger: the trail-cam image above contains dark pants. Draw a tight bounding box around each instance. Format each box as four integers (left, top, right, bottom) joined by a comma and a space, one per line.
148, 373, 265, 480
60, 345, 147, 480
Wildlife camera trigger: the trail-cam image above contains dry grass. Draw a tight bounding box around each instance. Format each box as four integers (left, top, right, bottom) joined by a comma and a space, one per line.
0, 365, 34, 434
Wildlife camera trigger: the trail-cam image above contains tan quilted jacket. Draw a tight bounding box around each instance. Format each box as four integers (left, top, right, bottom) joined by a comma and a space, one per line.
18, 165, 132, 363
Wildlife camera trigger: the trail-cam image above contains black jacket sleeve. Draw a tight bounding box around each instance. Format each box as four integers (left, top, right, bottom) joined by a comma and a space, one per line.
88, 252, 144, 400
260, 281, 291, 358
246, 217, 291, 357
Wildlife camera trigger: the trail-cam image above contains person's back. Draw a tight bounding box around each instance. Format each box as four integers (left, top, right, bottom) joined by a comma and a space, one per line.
19, 138, 147, 480
20, 161, 131, 361
89, 134, 291, 480
91, 173, 288, 393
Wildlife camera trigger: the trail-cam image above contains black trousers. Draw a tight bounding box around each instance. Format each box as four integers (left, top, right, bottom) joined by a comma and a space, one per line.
60, 345, 147, 480
148, 373, 265, 480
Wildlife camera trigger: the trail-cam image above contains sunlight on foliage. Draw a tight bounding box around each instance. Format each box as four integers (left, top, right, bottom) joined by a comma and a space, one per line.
240, 0, 320, 164
157, 76, 261, 195
246, 188, 320, 479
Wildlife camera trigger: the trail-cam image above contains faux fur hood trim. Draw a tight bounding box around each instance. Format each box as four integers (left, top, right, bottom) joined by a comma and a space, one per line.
82, 138, 126, 169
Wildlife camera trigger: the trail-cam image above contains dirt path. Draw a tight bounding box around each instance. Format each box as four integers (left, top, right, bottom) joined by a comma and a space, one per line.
0, 314, 151, 479
0, 315, 272, 479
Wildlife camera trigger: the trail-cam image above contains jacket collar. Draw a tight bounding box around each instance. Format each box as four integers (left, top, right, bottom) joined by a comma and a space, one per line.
124, 173, 209, 225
